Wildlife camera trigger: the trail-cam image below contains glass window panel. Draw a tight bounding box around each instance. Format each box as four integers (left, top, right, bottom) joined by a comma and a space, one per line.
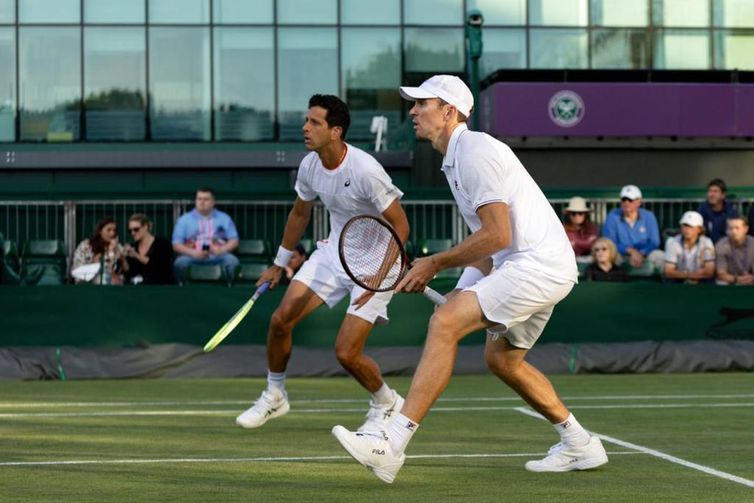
529, 0, 587, 26
85, 0, 145, 23
480, 28, 526, 76
149, 28, 211, 140
0, 28, 14, 141
591, 29, 649, 68
713, 0, 754, 28
277, 28, 337, 141
149, 0, 209, 24
468, 0, 525, 25
404, 0, 463, 26
654, 30, 710, 69
591, 0, 648, 27
404, 28, 464, 72
341, 28, 401, 140
530, 29, 588, 68
20, 0, 80, 23
278, 0, 336, 24
213, 0, 273, 24
341, 0, 400, 25
84, 28, 146, 141
19, 27, 81, 142
0, 0, 15, 23
214, 28, 274, 141
652, 0, 709, 27
715, 31, 754, 69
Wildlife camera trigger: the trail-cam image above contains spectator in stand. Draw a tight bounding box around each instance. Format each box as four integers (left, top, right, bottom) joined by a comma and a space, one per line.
602, 184, 664, 272
663, 211, 715, 284
72, 217, 128, 284
715, 217, 754, 285
123, 213, 174, 285
697, 178, 738, 243
278, 242, 308, 286
563, 196, 598, 262
585, 237, 628, 282
172, 187, 240, 284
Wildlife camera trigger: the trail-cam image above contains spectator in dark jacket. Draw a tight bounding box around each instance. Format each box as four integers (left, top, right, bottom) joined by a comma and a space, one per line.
585, 237, 629, 282
697, 178, 738, 243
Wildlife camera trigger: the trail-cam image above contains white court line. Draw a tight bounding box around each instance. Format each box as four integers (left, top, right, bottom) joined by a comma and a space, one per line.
2, 394, 754, 408
0, 451, 643, 468
2, 402, 754, 418
514, 407, 754, 489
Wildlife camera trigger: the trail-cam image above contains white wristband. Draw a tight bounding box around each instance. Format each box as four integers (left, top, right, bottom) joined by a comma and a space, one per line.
455, 266, 485, 289
273, 246, 294, 268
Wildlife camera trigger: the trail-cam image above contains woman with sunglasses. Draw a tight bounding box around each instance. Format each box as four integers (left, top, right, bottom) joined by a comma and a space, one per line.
123, 214, 174, 285
585, 237, 628, 282
563, 196, 598, 262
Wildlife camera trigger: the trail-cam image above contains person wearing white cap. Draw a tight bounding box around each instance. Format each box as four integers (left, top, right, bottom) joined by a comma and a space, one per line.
663, 211, 715, 284
602, 184, 663, 272
563, 196, 598, 260
332, 75, 607, 483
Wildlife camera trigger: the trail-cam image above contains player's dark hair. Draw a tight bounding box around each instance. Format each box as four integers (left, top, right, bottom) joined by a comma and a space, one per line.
707, 178, 727, 193
308, 94, 350, 140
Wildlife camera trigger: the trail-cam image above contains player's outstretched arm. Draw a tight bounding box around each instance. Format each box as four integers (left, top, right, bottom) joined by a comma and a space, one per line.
258, 197, 314, 289
380, 199, 410, 245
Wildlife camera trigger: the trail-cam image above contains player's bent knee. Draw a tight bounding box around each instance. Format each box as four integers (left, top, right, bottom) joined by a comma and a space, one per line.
485, 352, 521, 379
334, 343, 360, 368
269, 308, 294, 336
427, 310, 464, 344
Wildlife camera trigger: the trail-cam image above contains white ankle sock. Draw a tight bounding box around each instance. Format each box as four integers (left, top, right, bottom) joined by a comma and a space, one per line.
267, 370, 286, 394
371, 383, 393, 405
553, 413, 590, 447
386, 412, 419, 454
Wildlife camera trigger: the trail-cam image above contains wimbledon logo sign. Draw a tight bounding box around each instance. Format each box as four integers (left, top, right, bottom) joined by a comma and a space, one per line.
548, 90, 584, 128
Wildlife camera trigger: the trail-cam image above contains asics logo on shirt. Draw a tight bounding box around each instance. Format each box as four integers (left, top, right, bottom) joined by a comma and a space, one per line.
345, 179, 351, 187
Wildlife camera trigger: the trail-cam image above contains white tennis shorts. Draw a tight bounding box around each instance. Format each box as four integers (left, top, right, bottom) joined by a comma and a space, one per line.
292, 246, 393, 325
467, 261, 574, 349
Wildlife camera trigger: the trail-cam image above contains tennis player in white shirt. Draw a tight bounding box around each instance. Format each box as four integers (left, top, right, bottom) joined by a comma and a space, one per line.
236, 94, 408, 433
332, 76, 608, 483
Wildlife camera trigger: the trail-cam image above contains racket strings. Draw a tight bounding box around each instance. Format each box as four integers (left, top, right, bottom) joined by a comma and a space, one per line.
342, 218, 404, 291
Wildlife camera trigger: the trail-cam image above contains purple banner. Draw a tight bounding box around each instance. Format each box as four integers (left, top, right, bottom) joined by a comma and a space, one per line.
479, 82, 754, 137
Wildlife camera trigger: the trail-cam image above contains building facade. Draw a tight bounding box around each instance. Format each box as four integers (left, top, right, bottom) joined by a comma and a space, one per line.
1, 0, 753, 145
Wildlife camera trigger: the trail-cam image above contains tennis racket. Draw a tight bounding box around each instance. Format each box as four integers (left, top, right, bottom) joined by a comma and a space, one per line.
339, 215, 446, 305
203, 282, 270, 352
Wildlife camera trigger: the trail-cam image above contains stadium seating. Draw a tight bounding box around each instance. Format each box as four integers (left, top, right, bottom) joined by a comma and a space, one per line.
625, 260, 659, 280
235, 239, 271, 283
2, 239, 21, 284
20, 240, 67, 286
187, 264, 228, 285
418, 239, 461, 279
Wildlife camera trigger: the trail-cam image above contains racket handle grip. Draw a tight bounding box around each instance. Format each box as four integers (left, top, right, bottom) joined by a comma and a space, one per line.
254, 282, 270, 298
422, 287, 447, 305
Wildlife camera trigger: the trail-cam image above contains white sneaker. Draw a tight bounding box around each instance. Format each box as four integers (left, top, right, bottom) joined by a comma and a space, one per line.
235, 389, 290, 429
332, 425, 405, 484
358, 390, 405, 431
525, 436, 608, 472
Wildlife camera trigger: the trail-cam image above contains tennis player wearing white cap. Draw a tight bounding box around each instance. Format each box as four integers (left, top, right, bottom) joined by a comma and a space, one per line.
332, 75, 608, 483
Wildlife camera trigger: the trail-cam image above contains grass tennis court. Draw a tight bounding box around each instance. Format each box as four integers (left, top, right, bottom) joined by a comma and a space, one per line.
2, 373, 753, 502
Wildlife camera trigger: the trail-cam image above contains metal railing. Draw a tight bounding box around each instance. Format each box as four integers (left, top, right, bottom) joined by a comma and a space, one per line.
2, 198, 753, 262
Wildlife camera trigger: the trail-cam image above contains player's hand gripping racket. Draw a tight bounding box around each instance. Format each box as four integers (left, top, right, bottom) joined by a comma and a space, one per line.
203, 282, 270, 352
339, 215, 446, 305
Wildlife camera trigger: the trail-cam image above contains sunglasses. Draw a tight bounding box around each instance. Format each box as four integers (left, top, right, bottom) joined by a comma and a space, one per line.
569, 211, 586, 216
128, 226, 142, 233
593, 247, 609, 252
620, 197, 636, 203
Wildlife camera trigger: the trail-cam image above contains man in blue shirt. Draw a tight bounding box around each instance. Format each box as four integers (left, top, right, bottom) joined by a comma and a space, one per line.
602, 185, 663, 272
697, 178, 739, 243
172, 187, 239, 284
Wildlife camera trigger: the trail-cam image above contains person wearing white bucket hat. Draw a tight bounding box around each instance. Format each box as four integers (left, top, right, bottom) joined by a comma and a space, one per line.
663, 211, 715, 284
332, 75, 608, 483
563, 196, 598, 260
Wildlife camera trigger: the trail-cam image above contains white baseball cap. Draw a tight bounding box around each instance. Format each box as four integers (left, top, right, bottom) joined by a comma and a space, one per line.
620, 185, 642, 200
399, 75, 474, 118
680, 211, 704, 228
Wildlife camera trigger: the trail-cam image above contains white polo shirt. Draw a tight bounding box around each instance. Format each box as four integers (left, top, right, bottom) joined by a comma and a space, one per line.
295, 143, 403, 252
441, 124, 578, 283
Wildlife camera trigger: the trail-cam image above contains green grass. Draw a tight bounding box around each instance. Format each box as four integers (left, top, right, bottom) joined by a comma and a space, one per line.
1, 374, 753, 502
